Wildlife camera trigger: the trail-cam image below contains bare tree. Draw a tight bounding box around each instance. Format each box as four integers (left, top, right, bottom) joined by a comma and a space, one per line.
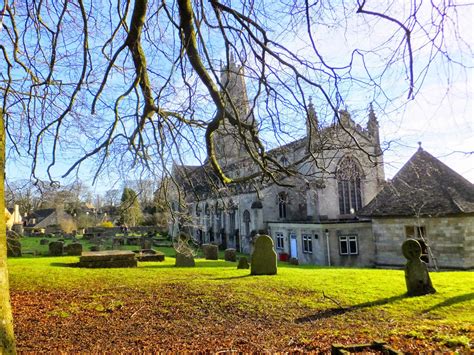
0, 0, 471, 351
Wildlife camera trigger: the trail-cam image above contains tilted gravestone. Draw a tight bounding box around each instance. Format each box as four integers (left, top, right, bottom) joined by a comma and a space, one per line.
237, 256, 249, 269
224, 248, 237, 262
202, 244, 218, 260
250, 235, 277, 275
49, 241, 64, 256
65, 242, 83, 256
402, 239, 436, 296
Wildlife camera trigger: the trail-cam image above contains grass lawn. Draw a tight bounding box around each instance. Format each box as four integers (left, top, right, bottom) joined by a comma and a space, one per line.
7, 254, 473, 352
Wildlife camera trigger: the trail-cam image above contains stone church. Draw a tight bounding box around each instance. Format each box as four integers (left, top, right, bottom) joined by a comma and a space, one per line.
172, 58, 385, 267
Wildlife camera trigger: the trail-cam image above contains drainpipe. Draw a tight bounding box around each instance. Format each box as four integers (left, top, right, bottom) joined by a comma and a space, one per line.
325, 228, 331, 266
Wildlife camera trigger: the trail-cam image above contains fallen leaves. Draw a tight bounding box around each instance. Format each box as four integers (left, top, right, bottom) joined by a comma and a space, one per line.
10, 283, 473, 353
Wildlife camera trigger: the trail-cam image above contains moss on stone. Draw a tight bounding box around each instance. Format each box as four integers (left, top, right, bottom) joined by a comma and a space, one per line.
250, 235, 277, 275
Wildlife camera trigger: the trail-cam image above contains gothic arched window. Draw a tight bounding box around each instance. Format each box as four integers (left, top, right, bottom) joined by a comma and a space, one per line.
278, 192, 288, 219
243, 210, 251, 237
337, 157, 363, 215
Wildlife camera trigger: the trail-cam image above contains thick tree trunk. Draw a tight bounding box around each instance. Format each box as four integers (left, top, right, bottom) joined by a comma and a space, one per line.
0, 111, 16, 354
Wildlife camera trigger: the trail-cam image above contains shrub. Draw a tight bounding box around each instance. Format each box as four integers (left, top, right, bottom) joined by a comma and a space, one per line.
99, 221, 115, 228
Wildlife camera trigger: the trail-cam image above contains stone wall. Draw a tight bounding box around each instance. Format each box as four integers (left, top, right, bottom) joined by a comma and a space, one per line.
372, 216, 474, 269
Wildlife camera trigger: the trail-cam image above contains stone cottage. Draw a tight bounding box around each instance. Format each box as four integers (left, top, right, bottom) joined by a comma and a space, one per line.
358, 146, 474, 270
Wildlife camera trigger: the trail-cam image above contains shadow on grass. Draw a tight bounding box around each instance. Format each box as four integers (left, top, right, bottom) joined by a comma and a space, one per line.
423, 292, 474, 313
295, 294, 406, 323
50, 262, 78, 268
211, 274, 253, 280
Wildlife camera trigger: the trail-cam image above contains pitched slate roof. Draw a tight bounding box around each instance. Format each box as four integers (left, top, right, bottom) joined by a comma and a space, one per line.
359, 148, 474, 217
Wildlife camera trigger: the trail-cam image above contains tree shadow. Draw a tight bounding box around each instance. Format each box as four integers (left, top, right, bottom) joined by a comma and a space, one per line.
50, 262, 79, 268
295, 294, 406, 323
211, 274, 253, 280
423, 292, 474, 313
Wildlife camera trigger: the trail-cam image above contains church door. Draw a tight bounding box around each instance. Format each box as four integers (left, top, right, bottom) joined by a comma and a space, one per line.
290, 233, 298, 259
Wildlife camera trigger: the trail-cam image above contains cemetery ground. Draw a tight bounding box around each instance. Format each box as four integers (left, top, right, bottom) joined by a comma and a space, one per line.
7, 252, 473, 353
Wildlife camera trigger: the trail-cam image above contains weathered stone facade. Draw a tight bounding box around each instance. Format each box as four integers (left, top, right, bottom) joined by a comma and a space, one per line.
372, 216, 474, 269
267, 221, 374, 267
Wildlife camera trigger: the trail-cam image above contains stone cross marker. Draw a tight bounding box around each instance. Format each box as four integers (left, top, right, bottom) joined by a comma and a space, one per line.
402, 239, 436, 296
250, 235, 277, 275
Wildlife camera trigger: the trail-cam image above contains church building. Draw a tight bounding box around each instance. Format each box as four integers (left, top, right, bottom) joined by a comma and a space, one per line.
172, 58, 385, 267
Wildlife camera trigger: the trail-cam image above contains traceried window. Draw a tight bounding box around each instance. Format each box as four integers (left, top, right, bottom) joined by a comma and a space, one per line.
275, 232, 285, 249
302, 234, 313, 254
337, 157, 363, 215
278, 192, 288, 219
339, 235, 358, 255
196, 204, 201, 217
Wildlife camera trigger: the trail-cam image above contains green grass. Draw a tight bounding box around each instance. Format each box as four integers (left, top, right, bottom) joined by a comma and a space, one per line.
7, 255, 473, 324
7, 254, 473, 351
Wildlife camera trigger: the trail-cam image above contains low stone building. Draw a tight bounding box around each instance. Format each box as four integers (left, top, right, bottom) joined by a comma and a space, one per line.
358, 147, 474, 270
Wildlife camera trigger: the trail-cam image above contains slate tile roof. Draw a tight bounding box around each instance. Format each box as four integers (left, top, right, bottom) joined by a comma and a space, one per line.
358, 148, 474, 217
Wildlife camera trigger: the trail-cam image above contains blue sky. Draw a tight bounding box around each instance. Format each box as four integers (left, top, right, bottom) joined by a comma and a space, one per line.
2, 0, 473, 195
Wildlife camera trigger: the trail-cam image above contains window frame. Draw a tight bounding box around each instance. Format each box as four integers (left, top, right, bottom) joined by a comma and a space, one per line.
302, 233, 313, 254
275, 232, 285, 250
339, 235, 358, 256
278, 192, 288, 219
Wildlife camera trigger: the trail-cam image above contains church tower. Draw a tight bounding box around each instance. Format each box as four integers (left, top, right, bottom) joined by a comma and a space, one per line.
214, 56, 257, 168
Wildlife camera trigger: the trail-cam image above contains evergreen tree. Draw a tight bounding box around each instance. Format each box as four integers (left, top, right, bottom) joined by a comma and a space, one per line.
119, 188, 143, 227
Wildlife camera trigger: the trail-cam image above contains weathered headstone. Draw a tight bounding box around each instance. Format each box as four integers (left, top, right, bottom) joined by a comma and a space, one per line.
65, 242, 83, 256
202, 244, 218, 260
402, 239, 436, 296
224, 248, 237, 262
140, 237, 153, 250
49, 241, 64, 256
7, 238, 22, 257
250, 234, 277, 275
175, 252, 195, 267
237, 256, 249, 269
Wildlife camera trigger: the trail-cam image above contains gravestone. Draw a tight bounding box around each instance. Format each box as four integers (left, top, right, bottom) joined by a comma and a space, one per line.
78, 250, 137, 268
7, 238, 22, 257
224, 248, 237, 262
49, 241, 64, 256
402, 239, 436, 296
175, 252, 195, 267
202, 244, 218, 260
65, 242, 83, 256
140, 237, 153, 250
250, 234, 277, 275
237, 256, 249, 269
40, 238, 49, 245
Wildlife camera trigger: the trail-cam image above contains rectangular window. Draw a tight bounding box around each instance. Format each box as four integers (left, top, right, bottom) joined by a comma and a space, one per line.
302, 234, 313, 254
339, 235, 358, 255
275, 232, 284, 250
